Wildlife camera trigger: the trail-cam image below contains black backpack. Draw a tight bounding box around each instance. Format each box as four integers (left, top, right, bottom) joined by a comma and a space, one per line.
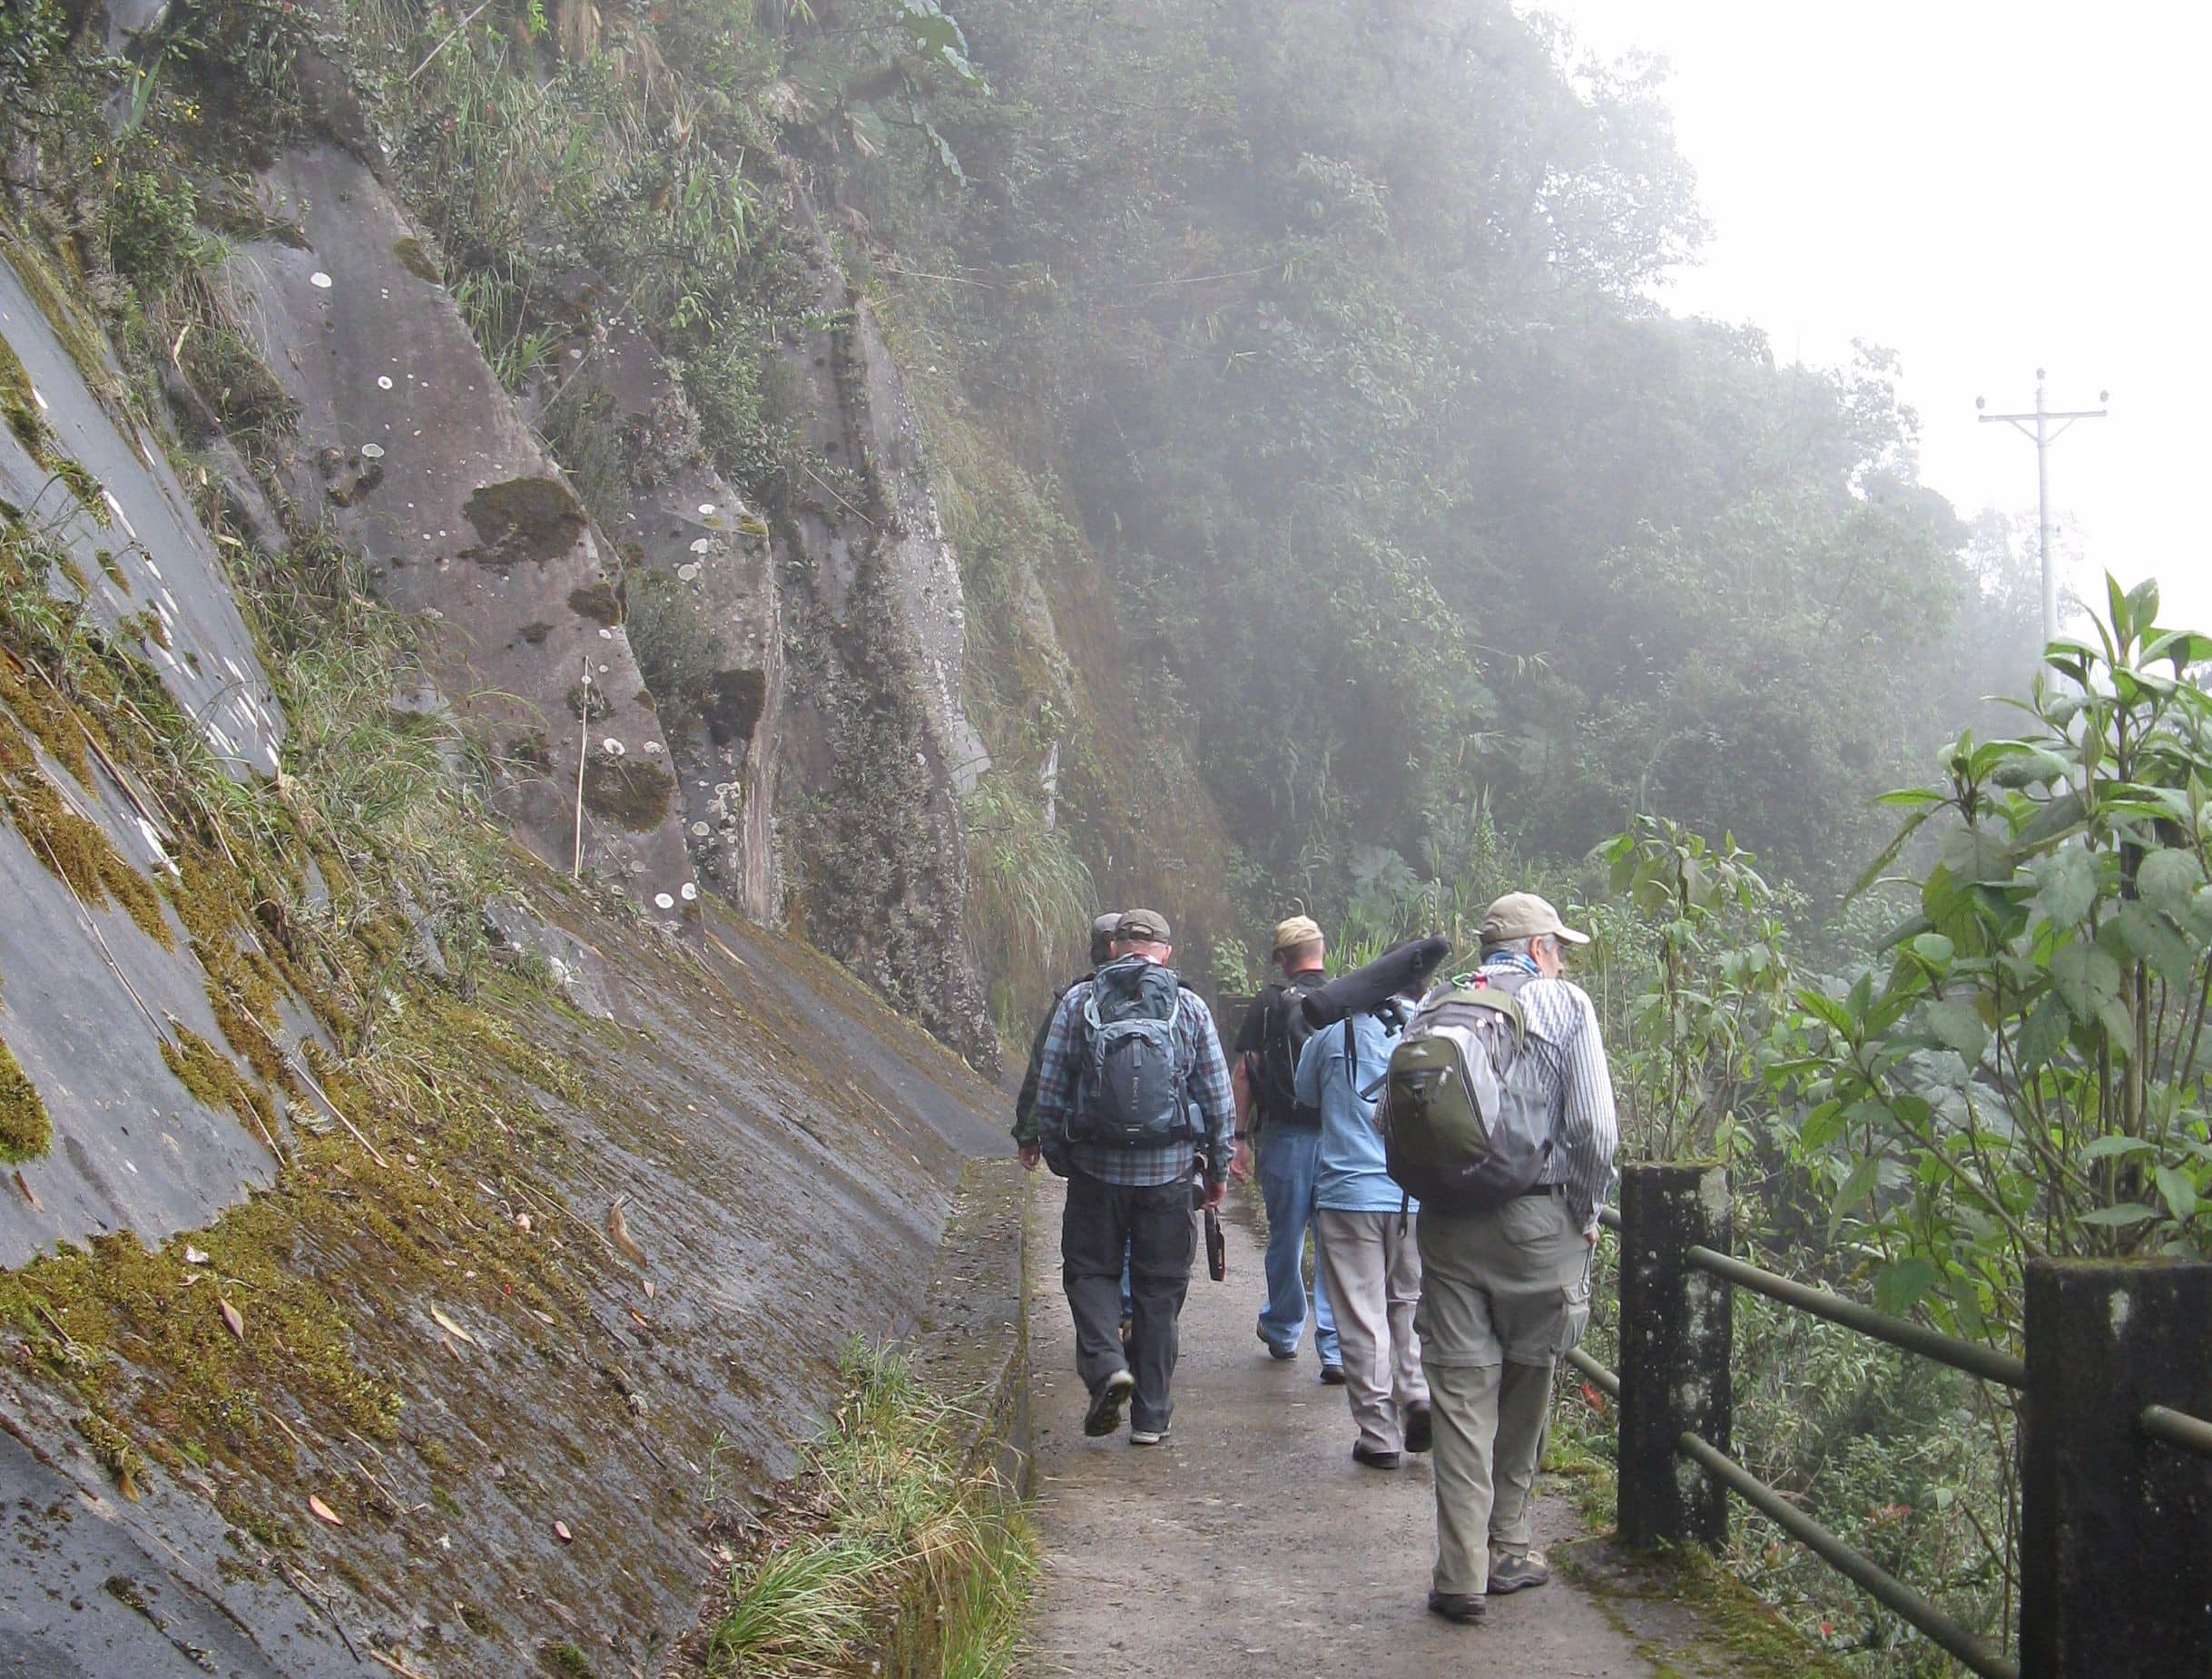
1253, 979, 1320, 1125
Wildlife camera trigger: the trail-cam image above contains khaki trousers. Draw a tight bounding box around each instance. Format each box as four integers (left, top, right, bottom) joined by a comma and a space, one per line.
1312, 1208, 1428, 1454
1415, 1192, 1594, 1596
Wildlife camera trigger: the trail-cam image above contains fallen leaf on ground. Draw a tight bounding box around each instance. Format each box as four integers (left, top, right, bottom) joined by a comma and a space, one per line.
220, 1298, 245, 1340
429, 1307, 477, 1346
14, 1172, 43, 1210
184, 1246, 210, 1266
641, 1279, 655, 1300
309, 1495, 343, 1526
552, 1520, 573, 1544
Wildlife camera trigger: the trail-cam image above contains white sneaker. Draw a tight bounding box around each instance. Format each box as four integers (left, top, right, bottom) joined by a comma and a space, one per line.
1129, 1427, 1167, 1446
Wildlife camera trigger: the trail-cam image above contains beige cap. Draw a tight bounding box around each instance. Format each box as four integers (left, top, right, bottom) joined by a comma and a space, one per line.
1272, 914, 1324, 954
1116, 908, 1172, 943
1480, 891, 1590, 947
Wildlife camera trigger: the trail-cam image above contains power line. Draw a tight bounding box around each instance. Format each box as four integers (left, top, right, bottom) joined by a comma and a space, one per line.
1976, 369, 2109, 658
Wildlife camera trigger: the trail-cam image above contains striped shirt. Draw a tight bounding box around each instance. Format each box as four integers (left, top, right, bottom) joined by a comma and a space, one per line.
1032, 966, 1235, 1187
1479, 957, 1620, 1232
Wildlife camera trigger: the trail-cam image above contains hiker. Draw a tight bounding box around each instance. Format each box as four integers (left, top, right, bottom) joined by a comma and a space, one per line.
1229, 916, 1341, 1381
1297, 955, 1439, 1470
1404, 893, 1618, 1626
1033, 909, 1234, 1446
1016, 912, 1138, 1347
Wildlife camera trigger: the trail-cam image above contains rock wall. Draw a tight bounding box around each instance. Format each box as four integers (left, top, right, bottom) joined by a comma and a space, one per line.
227, 145, 701, 922
771, 219, 996, 1066
4, 227, 1009, 1673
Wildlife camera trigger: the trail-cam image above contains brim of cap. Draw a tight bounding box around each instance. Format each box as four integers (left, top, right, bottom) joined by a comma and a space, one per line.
1555, 925, 1592, 945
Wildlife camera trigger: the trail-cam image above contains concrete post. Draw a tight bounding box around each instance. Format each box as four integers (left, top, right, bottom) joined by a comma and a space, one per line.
2020, 1258, 2212, 1677
1617, 1163, 1731, 1549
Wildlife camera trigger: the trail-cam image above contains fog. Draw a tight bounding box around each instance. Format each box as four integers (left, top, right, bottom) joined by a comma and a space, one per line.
1545, 0, 2212, 630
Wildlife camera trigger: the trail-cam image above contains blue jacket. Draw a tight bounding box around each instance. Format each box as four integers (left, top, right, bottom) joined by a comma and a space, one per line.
1294, 1010, 1417, 1213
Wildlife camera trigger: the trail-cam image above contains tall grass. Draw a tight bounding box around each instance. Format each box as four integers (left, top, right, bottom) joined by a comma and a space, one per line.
707, 1341, 1035, 1678
964, 771, 1096, 1046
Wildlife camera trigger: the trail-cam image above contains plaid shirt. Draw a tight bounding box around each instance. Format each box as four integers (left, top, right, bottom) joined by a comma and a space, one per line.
1033, 965, 1235, 1187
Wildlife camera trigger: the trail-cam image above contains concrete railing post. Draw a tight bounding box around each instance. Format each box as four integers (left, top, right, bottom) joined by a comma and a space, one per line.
1617, 1162, 1731, 1549
2020, 1258, 2212, 1677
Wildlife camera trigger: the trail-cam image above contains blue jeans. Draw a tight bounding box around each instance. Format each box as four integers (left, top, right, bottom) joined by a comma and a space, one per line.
1255, 1126, 1338, 1363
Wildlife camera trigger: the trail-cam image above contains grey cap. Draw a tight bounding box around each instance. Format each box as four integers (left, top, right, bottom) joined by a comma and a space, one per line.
1116, 908, 1173, 943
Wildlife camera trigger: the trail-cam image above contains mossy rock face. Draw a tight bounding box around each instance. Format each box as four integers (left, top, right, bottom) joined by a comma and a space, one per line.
0, 1037, 53, 1163
390, 234, 442, 283
566, 581, 619, 625
703, 667, 767, 748
460, 477, 586, 571
581, 755, 673, 830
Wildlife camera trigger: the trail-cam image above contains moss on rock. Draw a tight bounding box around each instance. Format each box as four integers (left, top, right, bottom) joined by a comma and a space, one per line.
0, 1036, 53, 1162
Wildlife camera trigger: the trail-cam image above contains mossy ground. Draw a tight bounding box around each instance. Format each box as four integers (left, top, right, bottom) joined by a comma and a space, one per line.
0, 1036, 53, 1162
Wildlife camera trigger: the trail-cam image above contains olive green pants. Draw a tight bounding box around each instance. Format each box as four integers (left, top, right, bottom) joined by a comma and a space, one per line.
1415, 1192, 1594, 1596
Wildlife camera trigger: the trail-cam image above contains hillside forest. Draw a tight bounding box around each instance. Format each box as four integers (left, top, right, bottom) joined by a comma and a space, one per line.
5, 0, 2209, 1672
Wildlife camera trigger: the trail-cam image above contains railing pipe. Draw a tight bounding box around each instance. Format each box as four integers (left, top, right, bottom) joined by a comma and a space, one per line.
1676, 1431, 2019, 1679
1681, 1243, 2027, 1390
2139, 1404, 2212, 1460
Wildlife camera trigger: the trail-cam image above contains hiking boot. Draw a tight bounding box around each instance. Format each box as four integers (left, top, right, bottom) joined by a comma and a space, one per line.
1129, 1426, 1168, 1447
1351, 1441, 1401, 1471
1084, 1370, 1135, 1438
1257, 1328, 1295, 1362
1488, 1548, 1550, 1594
1427, 1590, 1486, 1625
1402, 1402, 1433, 1455
1319, 1362, 1346, 1386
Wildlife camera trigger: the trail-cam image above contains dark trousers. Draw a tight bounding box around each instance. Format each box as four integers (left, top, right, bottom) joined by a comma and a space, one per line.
1062, 1169, 1195, 1433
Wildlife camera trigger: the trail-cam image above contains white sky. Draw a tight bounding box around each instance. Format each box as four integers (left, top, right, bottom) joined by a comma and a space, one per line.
1539, 0, 2212, 631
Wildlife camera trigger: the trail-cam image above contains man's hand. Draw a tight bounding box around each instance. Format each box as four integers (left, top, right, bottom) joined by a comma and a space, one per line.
1018, 1144, 1041, 1172
1230, 1137, 1253, 1183
1201, 1177, 1227, 1209
1586, 1225, 1600, 1248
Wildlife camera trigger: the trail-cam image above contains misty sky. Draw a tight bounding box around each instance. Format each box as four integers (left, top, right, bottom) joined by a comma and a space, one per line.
1542, 0, 2211, 632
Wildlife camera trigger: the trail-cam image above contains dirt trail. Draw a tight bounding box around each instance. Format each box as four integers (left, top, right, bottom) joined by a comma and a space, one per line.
1020, 1180, 1658, 1677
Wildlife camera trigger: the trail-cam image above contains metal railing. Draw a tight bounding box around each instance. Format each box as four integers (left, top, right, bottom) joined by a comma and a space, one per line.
1583, 1164, 2212, 1679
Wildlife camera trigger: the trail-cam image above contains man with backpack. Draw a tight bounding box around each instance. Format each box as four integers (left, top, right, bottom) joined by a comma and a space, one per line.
1296, 956, 1440, 1470
1033, 909, 1234, 1447
1229, 917, 1341, 1379
1380, 893, 1618, 1626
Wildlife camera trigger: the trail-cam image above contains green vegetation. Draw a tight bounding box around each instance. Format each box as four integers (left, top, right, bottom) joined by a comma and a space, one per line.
706, 1340, 1034, 1677
0, 1036, 53, 1162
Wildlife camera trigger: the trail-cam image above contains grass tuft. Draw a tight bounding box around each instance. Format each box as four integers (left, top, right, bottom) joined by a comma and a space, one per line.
707, 1340, 1035, 1678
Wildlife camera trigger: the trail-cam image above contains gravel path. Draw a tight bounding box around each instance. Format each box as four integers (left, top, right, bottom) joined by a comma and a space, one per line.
1020, 1177, 1659, 1677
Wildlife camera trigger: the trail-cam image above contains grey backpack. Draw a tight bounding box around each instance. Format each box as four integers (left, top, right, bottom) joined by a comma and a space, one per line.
1374, 968, 1552, 1213
1068, 957, 1200, 1148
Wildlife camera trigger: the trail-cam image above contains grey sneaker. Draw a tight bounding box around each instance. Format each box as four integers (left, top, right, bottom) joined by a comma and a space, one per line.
1488, 1548, 1550, 1594
1427, 1589, 1486, 1625
1084, 1370, 1135, 1438
1129, 1425, 1168, 1446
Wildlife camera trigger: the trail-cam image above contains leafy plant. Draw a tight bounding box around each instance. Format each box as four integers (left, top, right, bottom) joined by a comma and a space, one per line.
1775, 576, 2212, 1336
1598, 816, 1796, 1161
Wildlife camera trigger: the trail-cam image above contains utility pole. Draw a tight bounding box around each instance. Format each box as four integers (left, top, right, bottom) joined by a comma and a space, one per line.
1977, 370, 2109, 654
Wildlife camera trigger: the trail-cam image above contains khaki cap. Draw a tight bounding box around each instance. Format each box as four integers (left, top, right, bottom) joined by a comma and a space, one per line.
1272, 914, 1324, 954
1480, 891, 1590, 947
1116, 908, 1172, 943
